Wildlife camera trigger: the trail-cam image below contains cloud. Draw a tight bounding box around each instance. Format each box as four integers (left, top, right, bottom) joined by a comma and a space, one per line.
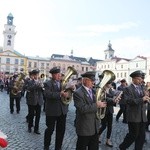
77, 22, 138, 33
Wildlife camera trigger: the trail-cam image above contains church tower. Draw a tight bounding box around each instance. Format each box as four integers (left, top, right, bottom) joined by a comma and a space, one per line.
3, 13, 16, 51
104, 41, 115, 60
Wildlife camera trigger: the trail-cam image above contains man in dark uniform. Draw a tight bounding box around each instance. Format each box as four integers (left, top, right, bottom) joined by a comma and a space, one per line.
9, 74, 22, 114
73, 71, 107, 150
43, 67, 69, 150
26, 69, 44, 134
24, 71, 33, 123
119, 70, 149, 150
116, 79, 127, 123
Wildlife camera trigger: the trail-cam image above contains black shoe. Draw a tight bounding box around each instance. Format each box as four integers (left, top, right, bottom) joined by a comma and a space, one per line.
10, 111, 13, 114
28, 128, 32, 133
122, 120, 127, 124
34, 130, 41, 134
106, 142, 113, 147
44, 146, 49, 150
17, 111, 20, 114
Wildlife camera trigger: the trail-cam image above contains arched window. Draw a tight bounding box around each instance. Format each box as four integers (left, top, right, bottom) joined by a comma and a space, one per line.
7, 40, 11, 46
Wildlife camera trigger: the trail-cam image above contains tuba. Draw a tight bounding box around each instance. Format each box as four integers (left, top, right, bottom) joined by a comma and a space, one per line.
61, 66, 77, 105
96, 70, 116, 119
11, 72, 26, 95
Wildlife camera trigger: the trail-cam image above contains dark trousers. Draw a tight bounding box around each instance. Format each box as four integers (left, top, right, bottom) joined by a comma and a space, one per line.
28, 104, 41, 131
76, 134, 99, 150
44, 114, 67, 150
99, 112, 113, 139
10, 97, 21, 112
116, 104, 127, 122
119, 122, 146, 150
26, 104, 29, 123
146, 109, 150, 129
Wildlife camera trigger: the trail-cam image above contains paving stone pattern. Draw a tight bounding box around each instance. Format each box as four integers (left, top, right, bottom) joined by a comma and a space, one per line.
0, 91, 150, 150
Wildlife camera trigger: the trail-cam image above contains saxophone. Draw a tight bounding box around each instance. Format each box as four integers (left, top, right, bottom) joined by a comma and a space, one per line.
11, 72, 26, 95
96, 70, 116, 119
61, 66, 77, 105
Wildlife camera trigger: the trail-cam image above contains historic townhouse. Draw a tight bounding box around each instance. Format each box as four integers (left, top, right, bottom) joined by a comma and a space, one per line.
96, 41, 150, 83
0, 13, 99, 77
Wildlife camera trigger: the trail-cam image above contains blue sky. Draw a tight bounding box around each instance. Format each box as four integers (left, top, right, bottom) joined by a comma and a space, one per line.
0, 0, 150, 59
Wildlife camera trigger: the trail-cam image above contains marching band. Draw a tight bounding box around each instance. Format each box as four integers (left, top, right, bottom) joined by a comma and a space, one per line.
0, 68, 150, 150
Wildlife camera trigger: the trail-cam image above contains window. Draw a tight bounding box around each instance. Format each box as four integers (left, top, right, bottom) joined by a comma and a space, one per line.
82, 67, 84, 71
120, 72, 123, 78
0, 57, 1, 63
117, 73, 119, 78
136, 63, 138, 67
121, 65, 123, 68
6, 58, 10, 64
20, 59, 24, 65
7, 40, 11, 46
15, 59, 18, 65
46, 63, 49, 67
86, 67, 88, 71
34, 62, 37, 68
124, 72, 126, 77
41, 63, 44, 67
28, 62, 32, 68
41, 63, 45, 69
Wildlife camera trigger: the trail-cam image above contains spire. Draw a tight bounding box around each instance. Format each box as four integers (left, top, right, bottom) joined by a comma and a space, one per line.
107, 40, 113, 50
7, 13, 14, 25
71, 49, 73, 56
104, 41, 115, 59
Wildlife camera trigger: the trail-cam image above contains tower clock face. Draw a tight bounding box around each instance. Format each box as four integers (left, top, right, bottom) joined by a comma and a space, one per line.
7, 35, 12, 39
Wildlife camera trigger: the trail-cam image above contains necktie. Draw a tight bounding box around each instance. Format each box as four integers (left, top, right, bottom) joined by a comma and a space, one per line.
136, 86, 141, 95
88, 89, 93, 100
56, 81, 60, 89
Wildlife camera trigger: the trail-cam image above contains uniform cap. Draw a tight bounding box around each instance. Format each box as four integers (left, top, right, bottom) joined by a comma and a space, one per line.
81, 71, 96, 81
49, 67, 60, 74
130, 70, 144, 78
31, 69, 40, 75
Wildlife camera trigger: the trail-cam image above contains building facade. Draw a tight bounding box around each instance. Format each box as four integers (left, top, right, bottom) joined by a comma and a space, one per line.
96, 42, 150, 83
0, 13, 99, 77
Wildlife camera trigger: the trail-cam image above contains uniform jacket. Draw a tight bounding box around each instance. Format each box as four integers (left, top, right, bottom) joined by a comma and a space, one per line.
105, 88, 116, 114
44, 79, 68, 116
123, 84, 147, 122
73, 86, 100, 136
26, 79, 43, 106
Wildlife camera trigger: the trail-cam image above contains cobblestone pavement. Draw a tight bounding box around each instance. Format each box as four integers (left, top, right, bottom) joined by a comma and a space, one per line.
0, 91, 150, 150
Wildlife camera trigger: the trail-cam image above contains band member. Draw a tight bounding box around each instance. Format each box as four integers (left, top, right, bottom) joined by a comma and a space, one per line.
119, 70, 149, 150
116, 79, 127, 123
98, 80, 120, 147
25, 71, 33, 123
26, 69, 44, 134
75, 77, 82, 89
73, 71, 106, 150
43, 67, 69, 150
9, 74, 22, 114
